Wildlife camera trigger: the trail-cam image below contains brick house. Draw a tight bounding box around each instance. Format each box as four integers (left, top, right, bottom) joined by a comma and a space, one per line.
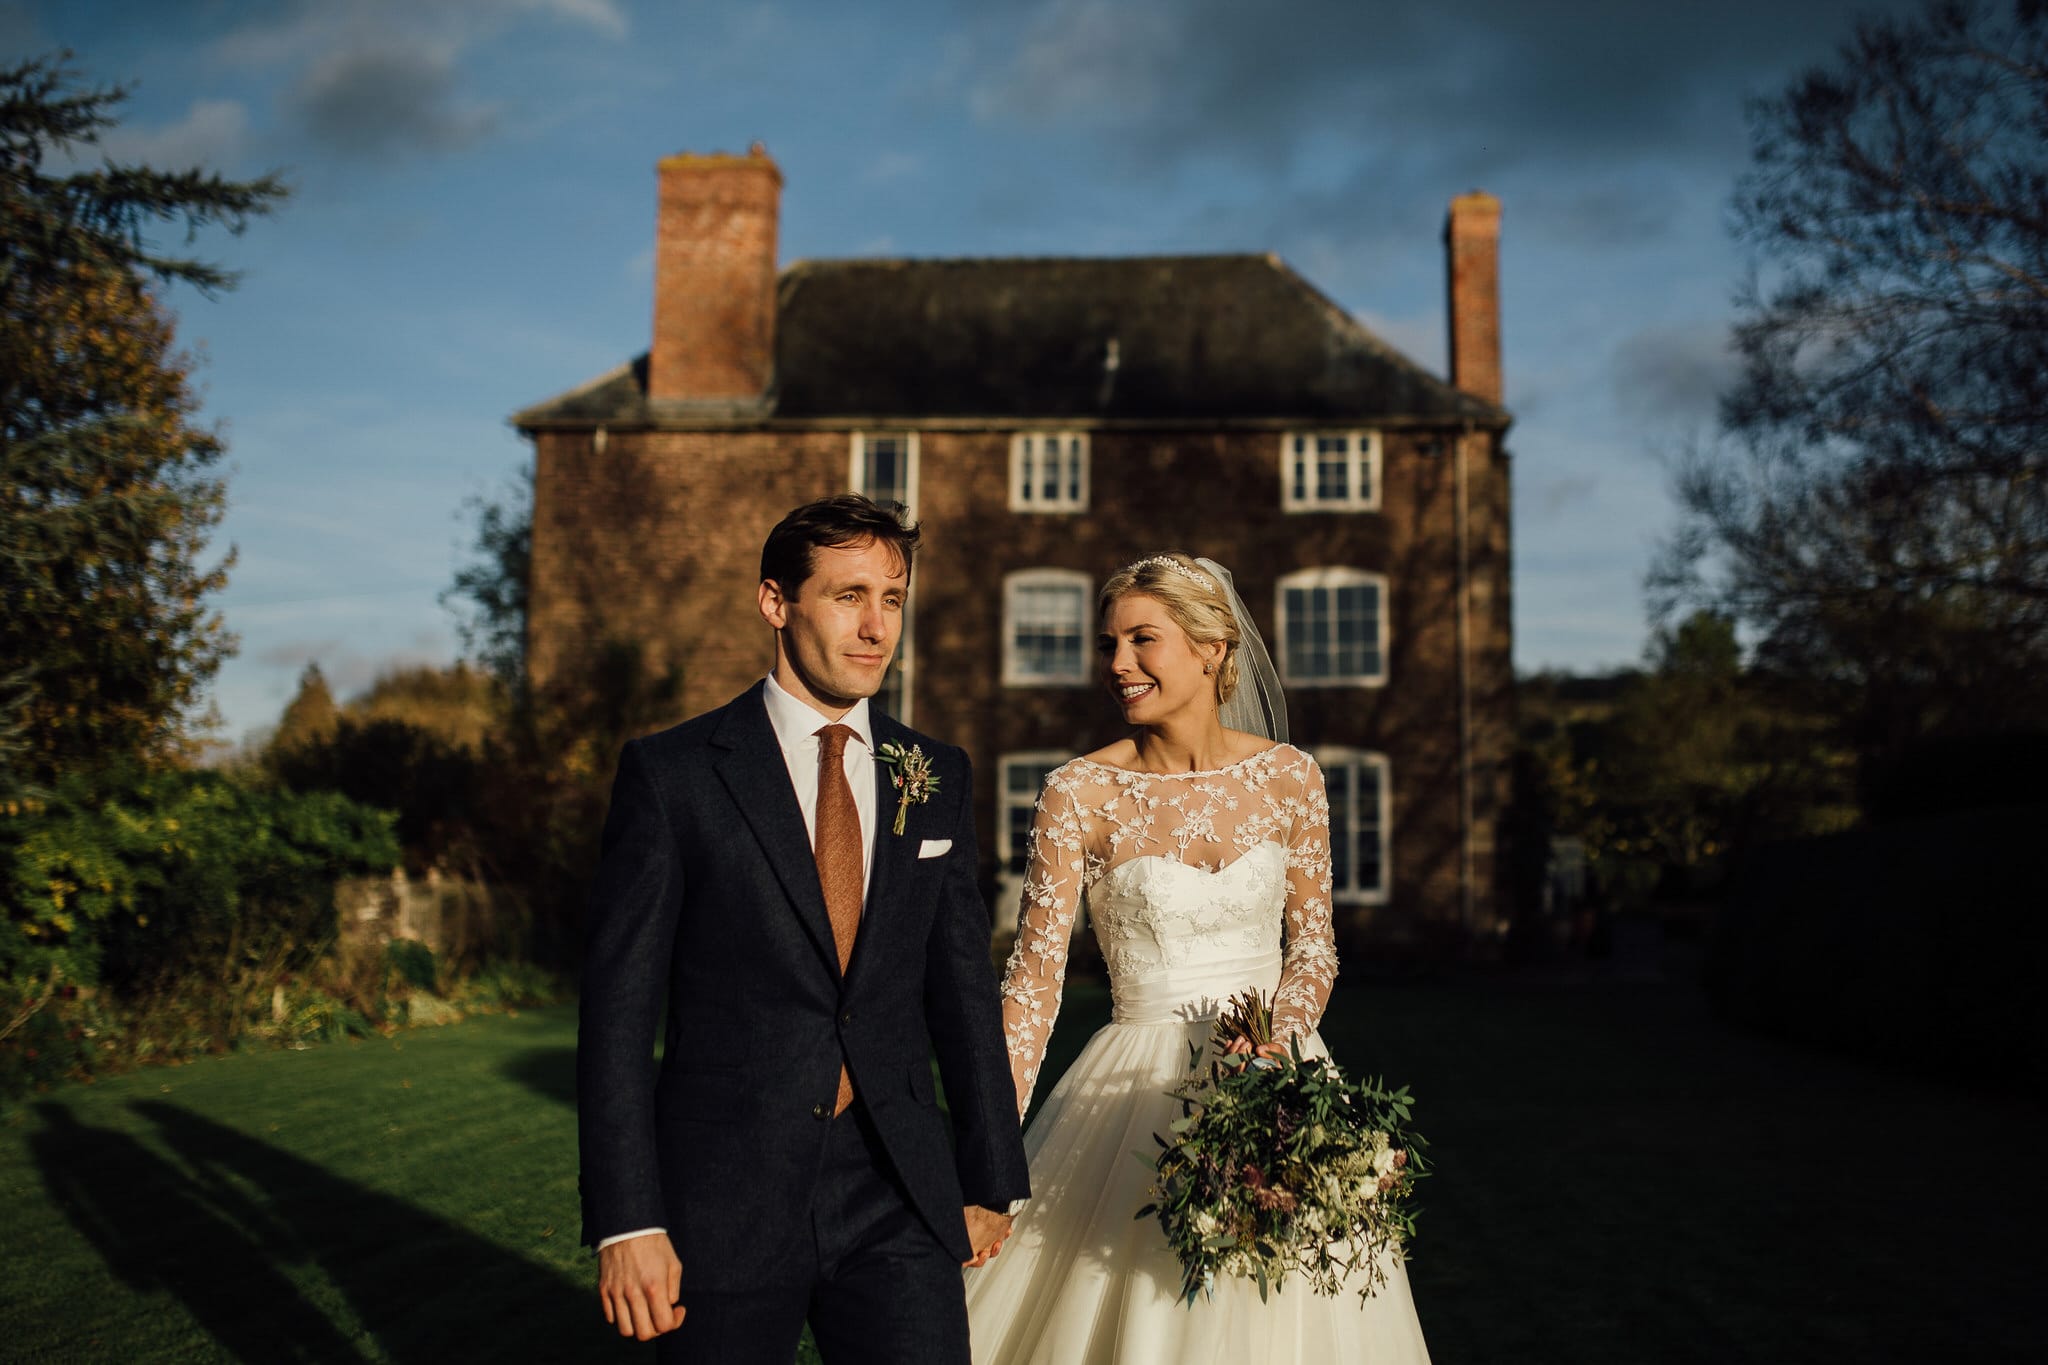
514, 147, 1513, 956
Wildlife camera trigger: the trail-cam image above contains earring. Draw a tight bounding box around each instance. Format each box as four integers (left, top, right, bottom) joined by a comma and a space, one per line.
1203, 663, 1215, 675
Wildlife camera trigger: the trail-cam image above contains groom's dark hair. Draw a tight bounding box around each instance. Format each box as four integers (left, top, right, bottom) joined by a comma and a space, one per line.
761, 493, 922, 598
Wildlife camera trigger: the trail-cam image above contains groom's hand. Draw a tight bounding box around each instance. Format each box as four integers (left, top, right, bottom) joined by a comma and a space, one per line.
598, 1232, 684, 1341
962, 1204, 1013, 1268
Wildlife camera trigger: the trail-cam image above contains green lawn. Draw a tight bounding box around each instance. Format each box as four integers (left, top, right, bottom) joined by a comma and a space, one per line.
3, 975, 2040, 1362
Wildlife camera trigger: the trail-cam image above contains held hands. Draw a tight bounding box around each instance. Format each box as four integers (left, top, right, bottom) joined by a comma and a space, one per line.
1223, 1037, 1289, 1063
962, 1204, 1014, 1269
598, 1232, 684, 1341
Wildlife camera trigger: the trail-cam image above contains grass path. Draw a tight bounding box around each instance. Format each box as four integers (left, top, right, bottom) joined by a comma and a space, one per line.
3, 976, 2041, 1362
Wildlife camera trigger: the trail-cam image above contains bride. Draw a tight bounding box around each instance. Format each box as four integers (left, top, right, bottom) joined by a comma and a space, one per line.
963, 553, 1431, 1364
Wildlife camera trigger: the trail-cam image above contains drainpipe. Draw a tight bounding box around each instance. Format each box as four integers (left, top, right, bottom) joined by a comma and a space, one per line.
1455, 423, 1475, 947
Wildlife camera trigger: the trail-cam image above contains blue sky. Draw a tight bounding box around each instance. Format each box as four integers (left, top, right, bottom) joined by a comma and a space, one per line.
5, 0, 1917, 744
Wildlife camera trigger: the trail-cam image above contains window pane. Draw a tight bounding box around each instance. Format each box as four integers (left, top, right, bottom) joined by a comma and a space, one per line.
1330, 583, 1381, 677
862, 436, 908, 504
1284, 586, 1311, 676
1018, 439, 1035, 502
1287, 578, 1382, 679
1357, 759, 1384, 893
1041, 438, 1062, 501
1336, 585, 1365, 675
1285, 585, 1337, 678
1002, 760, 1061, 874
1066, 439, 1083, 502
1013, 582, 1085, 678
1316, 435, 1351, 501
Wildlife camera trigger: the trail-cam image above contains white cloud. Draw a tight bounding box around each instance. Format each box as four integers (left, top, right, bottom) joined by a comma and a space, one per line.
971, 0, 1180, 126
865, 150, 923, 185
526, 0, 629, 41
93, 99, 252, 171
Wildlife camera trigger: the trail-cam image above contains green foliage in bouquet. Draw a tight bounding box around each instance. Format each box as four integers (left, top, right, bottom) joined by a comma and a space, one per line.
1137, 991, 1427, 1306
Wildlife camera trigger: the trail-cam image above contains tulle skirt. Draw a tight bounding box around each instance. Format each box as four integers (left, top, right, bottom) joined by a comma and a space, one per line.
963, 1017, 1432, 1364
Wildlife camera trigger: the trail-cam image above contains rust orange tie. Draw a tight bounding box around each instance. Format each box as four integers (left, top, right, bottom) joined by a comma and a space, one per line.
814, 724, 862, 1114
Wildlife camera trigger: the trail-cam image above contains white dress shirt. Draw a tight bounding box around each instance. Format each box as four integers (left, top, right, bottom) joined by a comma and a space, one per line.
759, 670, 878, 902
598, 674, 878, 1253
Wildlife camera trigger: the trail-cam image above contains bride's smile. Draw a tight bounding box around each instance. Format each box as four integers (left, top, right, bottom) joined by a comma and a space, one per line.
1098, 592, 1226, 730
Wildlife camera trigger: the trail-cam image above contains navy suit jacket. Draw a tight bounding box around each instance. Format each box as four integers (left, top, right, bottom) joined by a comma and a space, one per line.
576, 682, 1031, 1289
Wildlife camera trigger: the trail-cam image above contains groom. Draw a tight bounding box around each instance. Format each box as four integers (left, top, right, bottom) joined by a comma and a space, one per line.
577, 494, 1030, 1362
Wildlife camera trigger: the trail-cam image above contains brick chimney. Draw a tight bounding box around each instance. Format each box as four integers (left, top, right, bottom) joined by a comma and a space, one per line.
1445, 191, 1502, 405
648, 145, 782, 403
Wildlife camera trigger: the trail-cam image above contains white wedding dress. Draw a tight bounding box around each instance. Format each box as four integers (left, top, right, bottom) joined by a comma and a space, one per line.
964, 745, 1431, 1364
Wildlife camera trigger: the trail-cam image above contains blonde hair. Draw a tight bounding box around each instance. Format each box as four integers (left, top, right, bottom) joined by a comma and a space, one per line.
1097, 553, 1241, 702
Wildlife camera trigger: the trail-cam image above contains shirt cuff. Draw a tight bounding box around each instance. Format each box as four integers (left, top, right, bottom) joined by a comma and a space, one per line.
597, 1227, 667, 1251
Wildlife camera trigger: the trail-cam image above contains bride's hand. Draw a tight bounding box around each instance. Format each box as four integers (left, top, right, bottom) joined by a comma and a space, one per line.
1220, 1039, 1286, 1072
962, 1205, 1013, 1268
1223, 1038, 1289, 1062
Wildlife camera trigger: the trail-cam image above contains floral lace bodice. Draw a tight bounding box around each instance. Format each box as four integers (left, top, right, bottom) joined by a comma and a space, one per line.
998, 743, 1338, 1115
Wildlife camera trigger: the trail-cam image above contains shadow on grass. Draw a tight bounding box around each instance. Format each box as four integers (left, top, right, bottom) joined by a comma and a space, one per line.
502, 1045, 576, 1109
33, 1104, 362, 1363
34, 1101, 590, 1363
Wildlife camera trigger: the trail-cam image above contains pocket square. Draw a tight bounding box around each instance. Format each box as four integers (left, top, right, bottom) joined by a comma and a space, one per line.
918, 838, 953, 859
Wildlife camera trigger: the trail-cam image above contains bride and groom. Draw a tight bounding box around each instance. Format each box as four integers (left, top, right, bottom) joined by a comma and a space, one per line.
576, 494, 1430, 1363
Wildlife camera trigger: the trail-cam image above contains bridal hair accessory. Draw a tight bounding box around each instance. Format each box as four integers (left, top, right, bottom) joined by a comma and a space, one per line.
1132, 555, 1217, 592
876, 741, 939, 835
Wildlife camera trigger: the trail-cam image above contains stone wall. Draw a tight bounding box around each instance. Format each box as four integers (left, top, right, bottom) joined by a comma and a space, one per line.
335, 868, 515, 963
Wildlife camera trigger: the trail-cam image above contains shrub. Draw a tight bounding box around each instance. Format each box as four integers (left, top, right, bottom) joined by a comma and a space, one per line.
385, 938, 439, 994
444, 960, 563, 1012
0, 766, 399, 991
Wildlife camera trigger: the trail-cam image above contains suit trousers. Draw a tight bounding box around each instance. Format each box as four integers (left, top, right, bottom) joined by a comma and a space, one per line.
655, 1100, 969, 1365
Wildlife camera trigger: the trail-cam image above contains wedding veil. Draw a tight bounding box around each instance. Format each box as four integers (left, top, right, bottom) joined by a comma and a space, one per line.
1194, 557, 1289, 745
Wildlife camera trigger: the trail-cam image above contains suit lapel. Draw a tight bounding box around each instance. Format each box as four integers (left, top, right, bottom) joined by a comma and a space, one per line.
848, 715, 921, 987
711, 684, 841, 978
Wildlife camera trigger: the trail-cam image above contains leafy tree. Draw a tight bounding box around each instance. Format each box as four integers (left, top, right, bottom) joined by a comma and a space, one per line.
440, 471, 681, 964
1656, 0, 2048, 782
1517, 614, 1856, 914
349, 661, 499, 753
0, 54, 286, 785
271, 663, 340, 753
442, 465, 533, 690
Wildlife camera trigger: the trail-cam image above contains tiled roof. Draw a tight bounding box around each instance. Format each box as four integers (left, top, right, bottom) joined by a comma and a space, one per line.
513, 254, 1507, 429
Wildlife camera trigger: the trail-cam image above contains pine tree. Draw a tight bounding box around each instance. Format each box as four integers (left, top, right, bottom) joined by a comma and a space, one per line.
0, 54, 286, 788
271, 663, 340, 753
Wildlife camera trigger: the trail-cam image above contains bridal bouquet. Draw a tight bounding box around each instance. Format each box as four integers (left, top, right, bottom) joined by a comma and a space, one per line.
1136, 991, 1427, 1306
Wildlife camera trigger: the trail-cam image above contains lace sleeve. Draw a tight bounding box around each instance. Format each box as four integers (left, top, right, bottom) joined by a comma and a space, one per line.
997, 768, 1088, 1118
1272, 753, 1339, 1043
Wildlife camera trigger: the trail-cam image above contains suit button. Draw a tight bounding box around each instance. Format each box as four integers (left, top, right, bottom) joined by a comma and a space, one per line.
839, 1010, 853, 1026
811, 1102, 829, 1120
